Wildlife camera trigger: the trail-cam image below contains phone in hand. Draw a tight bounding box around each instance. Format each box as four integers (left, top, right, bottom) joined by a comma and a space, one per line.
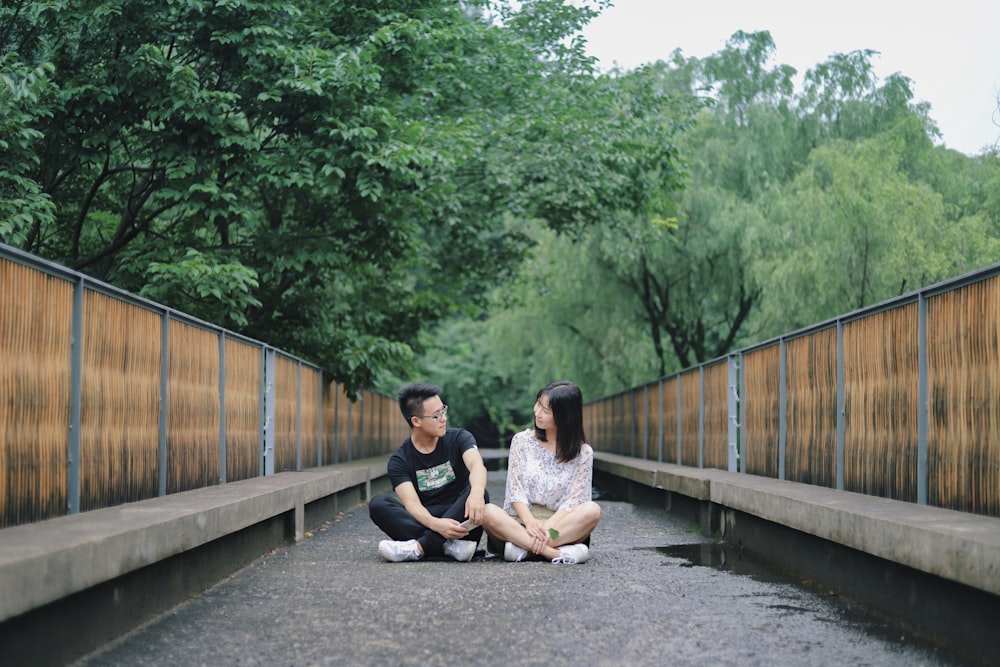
458, 519, 479, 530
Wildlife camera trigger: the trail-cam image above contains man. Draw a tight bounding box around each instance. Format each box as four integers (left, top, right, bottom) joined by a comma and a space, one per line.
368, 383, 489, 562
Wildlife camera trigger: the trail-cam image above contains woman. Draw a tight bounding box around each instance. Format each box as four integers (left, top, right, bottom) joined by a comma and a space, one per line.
481, 381, 601, 564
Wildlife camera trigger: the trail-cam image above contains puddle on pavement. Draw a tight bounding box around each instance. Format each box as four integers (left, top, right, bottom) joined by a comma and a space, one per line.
643, 543, 791, 584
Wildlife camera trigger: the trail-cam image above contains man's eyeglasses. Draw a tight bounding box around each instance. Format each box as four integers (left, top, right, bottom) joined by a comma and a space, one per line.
415, 405, 448, 421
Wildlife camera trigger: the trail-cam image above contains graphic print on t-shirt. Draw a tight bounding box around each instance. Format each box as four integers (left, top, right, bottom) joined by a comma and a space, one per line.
416, 461, 456, 492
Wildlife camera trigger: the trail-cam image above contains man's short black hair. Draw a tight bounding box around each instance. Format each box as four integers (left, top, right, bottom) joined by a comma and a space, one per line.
398, 382, 442, 427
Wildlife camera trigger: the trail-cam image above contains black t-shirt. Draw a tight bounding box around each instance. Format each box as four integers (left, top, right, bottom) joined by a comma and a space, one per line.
387, 428, 478, 507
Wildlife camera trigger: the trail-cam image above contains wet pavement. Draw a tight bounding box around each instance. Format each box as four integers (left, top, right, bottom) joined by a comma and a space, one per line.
73, 472, 971, 666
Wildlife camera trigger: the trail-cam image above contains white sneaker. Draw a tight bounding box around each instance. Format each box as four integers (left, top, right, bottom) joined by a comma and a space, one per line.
443, 539, 477, 562
504, 541, 528, 562
552, 543, 589, 564
378, 539, 422, 562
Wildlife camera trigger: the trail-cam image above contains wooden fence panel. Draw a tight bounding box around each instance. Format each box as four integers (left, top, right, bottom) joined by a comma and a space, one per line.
225, 339, 261, 481
785, 330, 837, 488
338, 388, 355, 461
660, 377, 679, 463
843, 305, 919, 502
703, 362, 729, 470
743, 345, 780, 478
80, 292, 160, 510
927, 279, 1000, 515
679, 369, 701, 466
166, 320, 220, 493
272, 356, 299, 472
0, 261, 73, 526
639, 383, 655, 460
322, 382, 339, 464
300, 366, 320, 468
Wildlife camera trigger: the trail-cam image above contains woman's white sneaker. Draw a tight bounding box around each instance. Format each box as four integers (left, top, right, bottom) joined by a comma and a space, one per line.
552, 543, 589, 564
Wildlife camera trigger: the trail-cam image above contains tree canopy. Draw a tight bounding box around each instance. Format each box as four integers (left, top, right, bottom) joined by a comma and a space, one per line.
3, 4, 998, 434
407, 30, 999, 434
2, 0, 652, 392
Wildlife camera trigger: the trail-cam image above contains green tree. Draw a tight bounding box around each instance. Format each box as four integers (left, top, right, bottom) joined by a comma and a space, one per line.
748, 134, 967, 330
0, 0, 620, 392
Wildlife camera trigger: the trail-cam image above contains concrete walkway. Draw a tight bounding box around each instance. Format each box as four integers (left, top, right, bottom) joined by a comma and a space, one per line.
71, 472, 969, 667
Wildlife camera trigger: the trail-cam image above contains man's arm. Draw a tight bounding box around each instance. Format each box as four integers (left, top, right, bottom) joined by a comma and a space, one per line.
394, 481, 467, 539
462, 448, 488, 524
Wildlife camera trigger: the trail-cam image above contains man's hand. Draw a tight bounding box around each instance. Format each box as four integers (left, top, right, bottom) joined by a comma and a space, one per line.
464, 493, 486, 525
435, 517, 472, 540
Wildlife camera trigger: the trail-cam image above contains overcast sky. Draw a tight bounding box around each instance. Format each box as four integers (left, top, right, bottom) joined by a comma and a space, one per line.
581, 0, 1000, 156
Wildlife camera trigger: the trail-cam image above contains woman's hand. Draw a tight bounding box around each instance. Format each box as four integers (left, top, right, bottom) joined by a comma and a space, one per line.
524, 517, 549, 552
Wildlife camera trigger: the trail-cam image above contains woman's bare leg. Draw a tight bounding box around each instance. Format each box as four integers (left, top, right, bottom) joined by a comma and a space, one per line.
480, 504, 562, 560
547, 502, 601, 547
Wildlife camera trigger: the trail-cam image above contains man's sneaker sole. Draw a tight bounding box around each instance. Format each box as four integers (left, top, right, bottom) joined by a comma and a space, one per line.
443, 539, 477, 562
378, 539, 421, 562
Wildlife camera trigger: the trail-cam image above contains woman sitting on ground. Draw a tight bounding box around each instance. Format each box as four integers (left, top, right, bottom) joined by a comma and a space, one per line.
481, 380, 601, 564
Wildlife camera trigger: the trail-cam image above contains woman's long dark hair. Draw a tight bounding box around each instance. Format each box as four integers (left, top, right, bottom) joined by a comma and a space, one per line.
534, 380, 587, 462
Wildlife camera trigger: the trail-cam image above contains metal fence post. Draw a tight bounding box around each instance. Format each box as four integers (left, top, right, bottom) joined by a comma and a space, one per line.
333, 387, 341, 465
67, 277, 84, 514
779, 338, 787, 481
836, 320, 845, 491
630, 388, 637, 458
159, 314, 170, 495
728, 354, 740, 473
657, 379, 664, 463
641, 385, 648, 459
359, 393, 366, 459
676, 373, 683, 464
698, 365, 705, 469
218, 332, 227, 484
918, 294, 929, 504
263, 348, 275, 476
346, 396, 353, 462
317, 372, 324, 468
739, 351, 747, 474
296, 361, 302, 472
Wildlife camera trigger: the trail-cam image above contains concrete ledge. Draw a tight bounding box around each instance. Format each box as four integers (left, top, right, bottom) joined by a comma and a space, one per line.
0, 458, 387, 623
594, 452, 1000, 598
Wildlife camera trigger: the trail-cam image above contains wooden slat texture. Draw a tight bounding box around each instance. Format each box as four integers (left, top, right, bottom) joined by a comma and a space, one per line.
743, 345, 780, 478
166, 320, 220, 493
785, 329, 837, 488
679, 369, 701, 466
273, 356, 299, 472
702, 362, 729, 470
80, 291, 160, 510
337, 388, 354, 462
843, 305, 919, 501
927, 279, 1000, 515
0, 260, 72, 526
322, 381, 340, 464
4, 248, 999, 523
225, 338, 261, 481
642, 382, 658, 460
299, 366, 320, 468
660, 377, 679, 464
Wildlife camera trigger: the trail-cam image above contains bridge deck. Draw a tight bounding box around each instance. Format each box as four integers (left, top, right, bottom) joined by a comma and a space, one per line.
71, 471, 966, 667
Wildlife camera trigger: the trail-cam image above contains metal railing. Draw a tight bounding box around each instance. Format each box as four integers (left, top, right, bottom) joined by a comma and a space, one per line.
585, 262, 1000, 518
0, 243, 406, 528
